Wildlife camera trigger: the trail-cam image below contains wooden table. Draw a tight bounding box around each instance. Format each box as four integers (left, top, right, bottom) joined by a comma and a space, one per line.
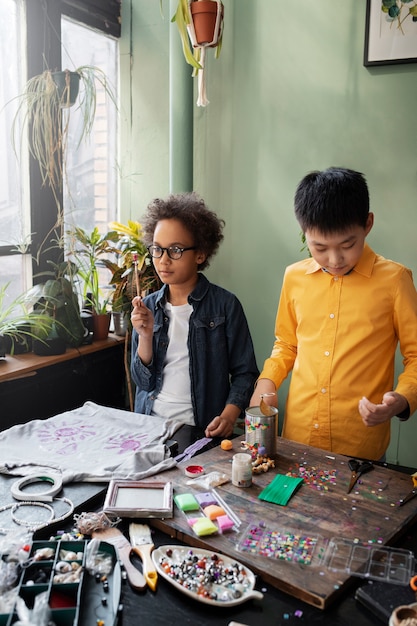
145, 437, 417, 609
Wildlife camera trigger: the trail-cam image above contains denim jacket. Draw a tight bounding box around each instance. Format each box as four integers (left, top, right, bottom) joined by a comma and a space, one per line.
131, 274, 259, 429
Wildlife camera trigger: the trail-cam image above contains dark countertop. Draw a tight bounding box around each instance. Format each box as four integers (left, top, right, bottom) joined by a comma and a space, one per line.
2, 424, 416, 626
119, 525, 417, 626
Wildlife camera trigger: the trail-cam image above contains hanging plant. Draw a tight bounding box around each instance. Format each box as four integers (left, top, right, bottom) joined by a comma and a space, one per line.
171, 0, 224, 106
10, 65, 117, 208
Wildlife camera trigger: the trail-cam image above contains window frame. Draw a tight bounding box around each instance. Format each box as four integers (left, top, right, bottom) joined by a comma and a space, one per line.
0, 0, 121, 285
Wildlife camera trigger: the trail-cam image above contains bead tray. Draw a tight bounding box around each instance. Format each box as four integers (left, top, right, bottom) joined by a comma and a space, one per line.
236, 522, 415, 584
0, 539, 121, 626
322, 537, 415, 584
236, 522, 326, 566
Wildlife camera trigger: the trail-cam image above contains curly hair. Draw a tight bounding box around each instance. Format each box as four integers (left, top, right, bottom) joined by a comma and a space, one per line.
141, 192, 225, 271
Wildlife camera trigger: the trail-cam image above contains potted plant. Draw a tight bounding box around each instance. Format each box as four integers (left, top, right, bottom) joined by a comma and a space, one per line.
105, 220, 161, 334
0, 284, 57, 359
67, 226, 118, 341
170, 0, 224, 106
30, 260, 87, 354
10, 65, 117, 209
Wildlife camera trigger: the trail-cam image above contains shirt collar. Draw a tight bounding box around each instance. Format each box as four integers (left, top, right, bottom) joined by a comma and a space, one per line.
155, 273, 209, 308
304, 243, 376, 278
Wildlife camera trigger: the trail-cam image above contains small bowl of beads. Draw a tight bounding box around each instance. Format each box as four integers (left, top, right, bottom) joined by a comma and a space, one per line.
152, 545, 263, 606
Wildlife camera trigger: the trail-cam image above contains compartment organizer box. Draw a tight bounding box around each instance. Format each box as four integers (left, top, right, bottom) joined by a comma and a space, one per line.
0, 539, 121, 626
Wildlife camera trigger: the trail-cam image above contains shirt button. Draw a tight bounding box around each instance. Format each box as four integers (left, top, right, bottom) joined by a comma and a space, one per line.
324, 351, 330, 356
333, 276, 339, 281
314, 423, 319, 429
329, 313, 335, 319
321, 388, 327, 394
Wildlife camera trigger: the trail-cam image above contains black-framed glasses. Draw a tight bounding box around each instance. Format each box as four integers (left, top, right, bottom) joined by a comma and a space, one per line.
147, 244, 197, 260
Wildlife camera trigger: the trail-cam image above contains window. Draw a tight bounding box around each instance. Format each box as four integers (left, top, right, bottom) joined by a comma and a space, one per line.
0, 0, 120, 294
0, 0, 31, 300
62, 17, 118, 233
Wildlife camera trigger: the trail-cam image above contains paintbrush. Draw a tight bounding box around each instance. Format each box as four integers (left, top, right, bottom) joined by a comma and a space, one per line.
92, 526, 147, 591
129, 522, 158, 591
133, 252, 140, 297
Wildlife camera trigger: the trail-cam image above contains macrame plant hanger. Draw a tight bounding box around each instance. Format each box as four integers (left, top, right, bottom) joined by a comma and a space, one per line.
186, 0, 223, 107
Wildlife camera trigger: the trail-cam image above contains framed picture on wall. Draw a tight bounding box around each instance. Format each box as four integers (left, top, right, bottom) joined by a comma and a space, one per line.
364, 0, 417, 66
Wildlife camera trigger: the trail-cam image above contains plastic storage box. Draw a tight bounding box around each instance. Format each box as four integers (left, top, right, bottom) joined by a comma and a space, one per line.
0, 539, 121, 626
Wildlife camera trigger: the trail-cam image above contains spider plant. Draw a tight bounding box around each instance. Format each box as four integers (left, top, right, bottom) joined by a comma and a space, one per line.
10, 66, 117, 204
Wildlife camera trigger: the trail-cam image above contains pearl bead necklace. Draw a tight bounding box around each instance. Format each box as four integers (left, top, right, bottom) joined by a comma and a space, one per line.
0, 497, 74, 534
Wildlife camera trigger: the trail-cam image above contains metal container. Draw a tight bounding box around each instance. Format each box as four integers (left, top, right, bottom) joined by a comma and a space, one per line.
244, 406, 278, 456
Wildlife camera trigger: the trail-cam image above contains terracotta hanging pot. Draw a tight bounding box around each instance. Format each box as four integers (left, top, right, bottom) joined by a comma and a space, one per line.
189, 0, 224, 47
52, 69, 80, 108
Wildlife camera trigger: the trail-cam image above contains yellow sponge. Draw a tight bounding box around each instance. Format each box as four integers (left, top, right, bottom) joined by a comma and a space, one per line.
192, 517, 218, 536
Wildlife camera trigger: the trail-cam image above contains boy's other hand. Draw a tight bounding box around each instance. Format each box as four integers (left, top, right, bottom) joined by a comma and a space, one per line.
359, 392, 409, 426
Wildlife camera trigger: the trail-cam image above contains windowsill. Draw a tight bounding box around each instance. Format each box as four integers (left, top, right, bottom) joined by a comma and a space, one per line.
0, 333, 126, 383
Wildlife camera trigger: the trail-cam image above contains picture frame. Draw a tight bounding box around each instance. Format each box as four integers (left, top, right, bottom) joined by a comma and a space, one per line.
364, 0, 417, 66
103, 480, 173, 518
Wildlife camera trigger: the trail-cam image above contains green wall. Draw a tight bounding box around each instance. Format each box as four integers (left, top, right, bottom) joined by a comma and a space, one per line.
120, 1, 417, 466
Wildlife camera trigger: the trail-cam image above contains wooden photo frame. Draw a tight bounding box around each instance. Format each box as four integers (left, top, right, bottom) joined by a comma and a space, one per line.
103, 480, 173, 518
364, 0, 417, 66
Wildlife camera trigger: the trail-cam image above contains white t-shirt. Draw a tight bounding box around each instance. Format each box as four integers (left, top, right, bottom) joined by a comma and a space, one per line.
151, 301, 195, 425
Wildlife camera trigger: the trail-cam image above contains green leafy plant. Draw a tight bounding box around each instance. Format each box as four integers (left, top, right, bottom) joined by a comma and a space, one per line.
0, 283, 57, 356
105, 220, 161, 315
67, 226, 118, 315
31, 260, 86, 347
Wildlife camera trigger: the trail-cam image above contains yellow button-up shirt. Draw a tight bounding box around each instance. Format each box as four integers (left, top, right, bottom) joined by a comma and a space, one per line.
260, 244, 417, 459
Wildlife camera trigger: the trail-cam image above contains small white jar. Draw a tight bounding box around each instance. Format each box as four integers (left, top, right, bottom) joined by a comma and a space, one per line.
232, 453, 253, 488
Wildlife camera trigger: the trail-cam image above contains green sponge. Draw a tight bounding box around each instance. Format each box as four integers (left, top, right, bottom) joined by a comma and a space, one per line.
174, 493, 200, 511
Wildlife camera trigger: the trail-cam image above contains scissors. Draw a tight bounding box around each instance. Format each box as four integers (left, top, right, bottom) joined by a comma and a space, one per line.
346, 459, 374, 494
398, 487, 417, 507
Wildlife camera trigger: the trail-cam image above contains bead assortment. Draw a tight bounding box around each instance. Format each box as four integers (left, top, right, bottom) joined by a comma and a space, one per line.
157, 547, 252, 602
237, 522, 324, 566
286, 463, 338, 491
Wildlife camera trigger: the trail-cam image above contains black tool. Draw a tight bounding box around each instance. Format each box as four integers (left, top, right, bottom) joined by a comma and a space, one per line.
398, 487, 417, 507
347, 459, 374, 494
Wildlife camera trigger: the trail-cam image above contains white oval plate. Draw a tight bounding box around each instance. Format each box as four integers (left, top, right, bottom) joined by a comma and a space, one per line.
152, 545, 263, 607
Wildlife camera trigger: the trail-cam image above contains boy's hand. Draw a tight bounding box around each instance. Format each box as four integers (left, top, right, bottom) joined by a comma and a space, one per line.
131, 296, 154, 338
249, 379, 277, 408
359, 392, 409, 426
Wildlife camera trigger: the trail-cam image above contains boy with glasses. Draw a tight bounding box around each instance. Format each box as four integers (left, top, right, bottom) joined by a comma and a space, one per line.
131, 192, 259, 439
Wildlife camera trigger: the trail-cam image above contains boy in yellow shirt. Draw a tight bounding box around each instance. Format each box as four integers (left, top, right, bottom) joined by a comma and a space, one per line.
251, 167, 417, 460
